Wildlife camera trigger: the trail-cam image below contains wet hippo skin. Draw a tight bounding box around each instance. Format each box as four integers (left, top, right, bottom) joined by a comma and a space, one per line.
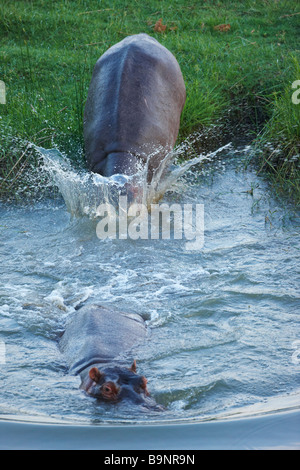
59, 305, 162, 409
83, 33, 186, 180
62, 34, 185, 408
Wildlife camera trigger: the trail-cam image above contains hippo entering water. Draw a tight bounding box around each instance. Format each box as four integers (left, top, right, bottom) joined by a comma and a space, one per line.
59, 305, 163, 410
83, 33, 186, 183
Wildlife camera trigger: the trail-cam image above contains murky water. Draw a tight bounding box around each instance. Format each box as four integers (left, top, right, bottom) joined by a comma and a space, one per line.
0, 141, 299, 424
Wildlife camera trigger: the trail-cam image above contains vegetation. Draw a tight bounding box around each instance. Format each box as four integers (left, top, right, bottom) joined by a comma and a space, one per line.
0, 0, 299, 202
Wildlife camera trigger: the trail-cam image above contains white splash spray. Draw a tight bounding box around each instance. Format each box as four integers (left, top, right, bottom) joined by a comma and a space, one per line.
36, 134, 231, 218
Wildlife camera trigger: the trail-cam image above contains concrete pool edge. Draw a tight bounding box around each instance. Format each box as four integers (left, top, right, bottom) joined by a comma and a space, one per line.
0, 409, 299, 450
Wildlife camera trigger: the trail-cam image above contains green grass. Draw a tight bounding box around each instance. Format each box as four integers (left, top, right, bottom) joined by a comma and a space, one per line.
249, 56, 300, 203
0, 0, 299, 201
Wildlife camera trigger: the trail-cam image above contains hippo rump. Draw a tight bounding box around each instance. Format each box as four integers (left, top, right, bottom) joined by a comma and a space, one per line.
83, 33, 186, 181
59, 304, 162, 409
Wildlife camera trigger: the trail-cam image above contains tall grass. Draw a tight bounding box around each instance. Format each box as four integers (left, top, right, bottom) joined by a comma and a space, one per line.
249, 56, 300, 204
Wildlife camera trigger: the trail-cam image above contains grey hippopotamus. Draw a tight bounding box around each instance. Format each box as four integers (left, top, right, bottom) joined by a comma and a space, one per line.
59, 304, 162, 409
83, 33, 186, 181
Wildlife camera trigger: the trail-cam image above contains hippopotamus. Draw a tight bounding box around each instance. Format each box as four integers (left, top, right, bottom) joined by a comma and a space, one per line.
83, 33, 186, 182
59, 304, 162, 410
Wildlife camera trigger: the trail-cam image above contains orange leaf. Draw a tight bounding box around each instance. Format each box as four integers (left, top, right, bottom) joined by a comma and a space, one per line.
214, 24, 231, 32
154, 18, 167, 33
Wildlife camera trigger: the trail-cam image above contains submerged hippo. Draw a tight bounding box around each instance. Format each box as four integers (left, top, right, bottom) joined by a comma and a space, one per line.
83, 33, 186, 181
59, 304, 162, 409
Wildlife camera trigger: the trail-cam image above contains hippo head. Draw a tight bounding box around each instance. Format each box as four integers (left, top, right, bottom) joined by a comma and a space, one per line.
85, 360, 163, 411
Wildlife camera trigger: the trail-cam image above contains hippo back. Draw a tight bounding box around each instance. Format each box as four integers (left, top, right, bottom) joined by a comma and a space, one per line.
59, 305, 147, 374
83, 33, 186, 176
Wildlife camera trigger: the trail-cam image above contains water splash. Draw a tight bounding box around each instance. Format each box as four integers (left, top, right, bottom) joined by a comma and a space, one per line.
36, 134, 232, 218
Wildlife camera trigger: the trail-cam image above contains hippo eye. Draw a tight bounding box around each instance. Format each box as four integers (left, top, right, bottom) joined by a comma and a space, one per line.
140, 376, 148, 388
140, 377, 149, 395
133, 376, 148, 394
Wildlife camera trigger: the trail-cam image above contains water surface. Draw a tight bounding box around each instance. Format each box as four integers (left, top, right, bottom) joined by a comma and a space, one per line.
0, 144, 299, 424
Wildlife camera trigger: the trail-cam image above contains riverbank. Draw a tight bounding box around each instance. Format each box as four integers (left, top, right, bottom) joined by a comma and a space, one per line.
0, 0, 299, 202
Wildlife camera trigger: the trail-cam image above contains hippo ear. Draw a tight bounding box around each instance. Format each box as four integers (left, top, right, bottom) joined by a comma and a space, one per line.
89, 367, 103, 383
130, 359, 137, 373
